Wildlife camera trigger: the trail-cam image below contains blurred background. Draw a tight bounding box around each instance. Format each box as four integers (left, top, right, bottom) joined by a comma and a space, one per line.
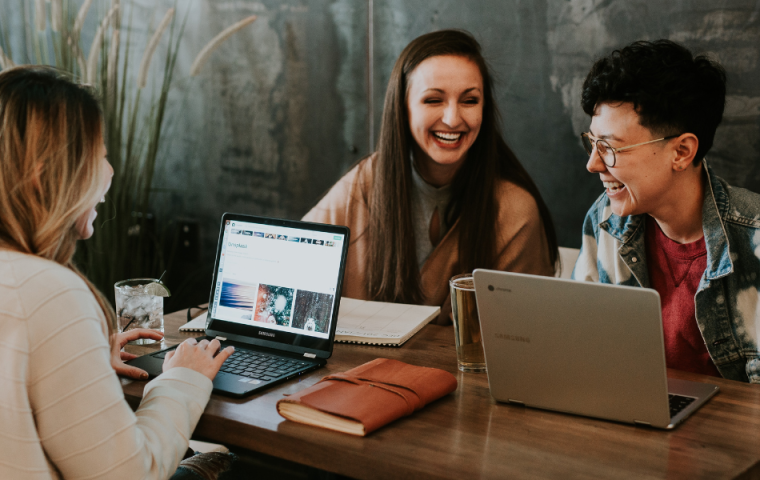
2, 0, 759, 311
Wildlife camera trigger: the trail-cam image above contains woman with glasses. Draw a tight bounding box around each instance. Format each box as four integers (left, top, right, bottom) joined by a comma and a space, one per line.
304, 29, 558, 324
0, 66, 234, 479
573, 40, 760, 383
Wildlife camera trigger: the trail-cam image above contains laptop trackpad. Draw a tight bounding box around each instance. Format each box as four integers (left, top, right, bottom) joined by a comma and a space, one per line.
213, 371, 261, 395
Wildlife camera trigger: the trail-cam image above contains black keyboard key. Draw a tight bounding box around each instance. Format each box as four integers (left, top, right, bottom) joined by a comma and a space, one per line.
668, 394, 696, 417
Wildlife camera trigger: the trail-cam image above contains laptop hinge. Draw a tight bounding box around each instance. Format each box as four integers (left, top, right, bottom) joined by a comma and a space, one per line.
216, 336, 227, 342
634, 420, 651, 426
507, 399, 525, 405
303, 352, 316, 358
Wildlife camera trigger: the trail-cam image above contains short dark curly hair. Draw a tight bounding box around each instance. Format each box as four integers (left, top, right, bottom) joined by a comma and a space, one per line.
581, 40, 726, 163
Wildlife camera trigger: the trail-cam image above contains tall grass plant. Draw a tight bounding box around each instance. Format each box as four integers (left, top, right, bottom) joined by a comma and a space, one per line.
0, 0, 255, 304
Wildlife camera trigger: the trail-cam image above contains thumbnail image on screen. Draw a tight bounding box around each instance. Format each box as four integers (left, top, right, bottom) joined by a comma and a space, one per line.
218, 281, 256, 321
253, 284, 294, 327
291, 290, 334, 334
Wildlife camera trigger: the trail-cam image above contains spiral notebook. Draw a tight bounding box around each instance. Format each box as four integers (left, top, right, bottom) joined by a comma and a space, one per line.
180, 312, 208, 332
334, 298, 439, 347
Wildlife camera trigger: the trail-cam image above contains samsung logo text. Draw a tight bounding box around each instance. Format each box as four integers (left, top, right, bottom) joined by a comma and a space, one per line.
258, 331, 275, 338
495, 333, 530, 343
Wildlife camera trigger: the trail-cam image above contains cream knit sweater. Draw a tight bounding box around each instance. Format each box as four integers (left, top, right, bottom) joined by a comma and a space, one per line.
0, 249, 213, 479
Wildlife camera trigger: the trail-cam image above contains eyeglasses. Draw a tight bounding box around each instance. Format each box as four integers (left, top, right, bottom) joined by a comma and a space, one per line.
580, 132, 679, 168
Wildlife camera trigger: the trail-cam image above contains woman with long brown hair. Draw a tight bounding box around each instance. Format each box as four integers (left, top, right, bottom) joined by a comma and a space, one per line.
0, 65, 233, 479
304, 29, 558, 323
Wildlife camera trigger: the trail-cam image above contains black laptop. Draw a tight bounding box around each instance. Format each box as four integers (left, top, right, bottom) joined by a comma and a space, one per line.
127, 212, 350, 397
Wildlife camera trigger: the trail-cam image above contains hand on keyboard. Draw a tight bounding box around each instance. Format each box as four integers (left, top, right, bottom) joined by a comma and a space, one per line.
163, 337, 235, 381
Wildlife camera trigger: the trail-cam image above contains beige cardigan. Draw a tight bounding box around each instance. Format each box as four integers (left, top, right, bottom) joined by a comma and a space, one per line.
0, 250, 213, 480
303, 159, 555, 324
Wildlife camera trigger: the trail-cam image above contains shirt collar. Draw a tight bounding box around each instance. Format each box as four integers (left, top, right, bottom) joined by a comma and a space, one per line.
599, 159, 733, 279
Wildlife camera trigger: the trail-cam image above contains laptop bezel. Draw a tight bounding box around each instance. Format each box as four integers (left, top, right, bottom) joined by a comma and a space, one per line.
205, 212, 350, 360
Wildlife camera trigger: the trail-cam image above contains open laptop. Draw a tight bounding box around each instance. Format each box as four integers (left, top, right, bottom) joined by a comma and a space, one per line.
128, 213, 349, 397
472, 269, 719, 429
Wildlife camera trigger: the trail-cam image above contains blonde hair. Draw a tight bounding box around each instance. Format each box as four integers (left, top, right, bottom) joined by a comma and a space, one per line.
0, 65, 116, 335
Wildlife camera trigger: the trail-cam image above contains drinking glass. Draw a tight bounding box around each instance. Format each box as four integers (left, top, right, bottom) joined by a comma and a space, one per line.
450, 273, 486, 372
115, 278, 164, 345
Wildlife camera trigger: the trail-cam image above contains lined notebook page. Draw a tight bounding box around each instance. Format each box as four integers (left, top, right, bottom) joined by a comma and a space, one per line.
335, 298, 439, 346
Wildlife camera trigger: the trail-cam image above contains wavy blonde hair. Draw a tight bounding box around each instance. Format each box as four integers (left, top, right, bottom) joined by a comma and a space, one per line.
0, 65, 116, 336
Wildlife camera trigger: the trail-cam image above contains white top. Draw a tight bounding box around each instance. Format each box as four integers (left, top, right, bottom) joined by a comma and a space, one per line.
0, 249, 213, 480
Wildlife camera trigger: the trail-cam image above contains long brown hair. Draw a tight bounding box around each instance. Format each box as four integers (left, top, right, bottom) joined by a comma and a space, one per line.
0, 66, 116, 335
367, 29, 558, 303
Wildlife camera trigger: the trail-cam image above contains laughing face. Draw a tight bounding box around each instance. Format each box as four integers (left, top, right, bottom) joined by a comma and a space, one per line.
406, 55, 483, 185
587, 102, 679, 218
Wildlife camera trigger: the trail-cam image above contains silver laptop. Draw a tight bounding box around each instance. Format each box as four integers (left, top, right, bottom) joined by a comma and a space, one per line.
472, 269, 719, 429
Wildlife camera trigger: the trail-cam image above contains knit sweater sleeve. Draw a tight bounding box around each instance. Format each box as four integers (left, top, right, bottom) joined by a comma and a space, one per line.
492, 181, 555, 277
25, 264, 212, 480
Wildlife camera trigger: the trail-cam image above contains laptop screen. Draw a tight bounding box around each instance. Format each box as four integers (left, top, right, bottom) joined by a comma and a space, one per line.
206, 213, 349, 357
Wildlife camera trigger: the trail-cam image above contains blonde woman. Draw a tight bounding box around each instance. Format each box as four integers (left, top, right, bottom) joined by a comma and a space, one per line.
0, 66, 234, 479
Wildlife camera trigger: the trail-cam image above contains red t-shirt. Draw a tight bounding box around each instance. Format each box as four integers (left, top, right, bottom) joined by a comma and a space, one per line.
645, 216, 721, 377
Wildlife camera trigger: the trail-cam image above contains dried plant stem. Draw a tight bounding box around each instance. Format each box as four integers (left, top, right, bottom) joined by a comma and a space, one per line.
71, 0, 94, 76
73, 0, 94, 38
34, 0, 46, 32
51, 0, 63, 32
107, 28, 120, 111
70, 36, 87, 76
86, 4, 119, 85
137, 8, 175, 89
189, 15, 257, 77
0, 44, 14, 69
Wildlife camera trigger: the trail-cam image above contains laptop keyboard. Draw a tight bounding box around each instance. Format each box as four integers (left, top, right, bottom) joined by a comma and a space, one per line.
669, 394, 696, 418
219, 350, 312, 382
151, 347, 313, 382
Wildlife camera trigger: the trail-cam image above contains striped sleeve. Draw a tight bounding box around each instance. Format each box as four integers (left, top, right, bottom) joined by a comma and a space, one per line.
25, 267, 212, 480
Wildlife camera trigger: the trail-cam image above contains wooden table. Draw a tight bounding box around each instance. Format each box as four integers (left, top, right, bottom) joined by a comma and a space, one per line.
122, 309, 760, 480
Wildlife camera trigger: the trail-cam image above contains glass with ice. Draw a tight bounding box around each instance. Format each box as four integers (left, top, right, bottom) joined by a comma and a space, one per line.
115, 278, 168, 344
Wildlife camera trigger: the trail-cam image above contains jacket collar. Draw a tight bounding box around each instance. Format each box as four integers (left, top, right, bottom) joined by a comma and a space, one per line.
599, 159, 733, 280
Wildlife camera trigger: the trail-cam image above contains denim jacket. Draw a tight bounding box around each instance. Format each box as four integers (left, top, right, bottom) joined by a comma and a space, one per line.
572, 161, 760, 383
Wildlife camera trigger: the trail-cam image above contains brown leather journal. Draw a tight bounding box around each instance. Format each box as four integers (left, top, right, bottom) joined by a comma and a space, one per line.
276, 358, 458, 436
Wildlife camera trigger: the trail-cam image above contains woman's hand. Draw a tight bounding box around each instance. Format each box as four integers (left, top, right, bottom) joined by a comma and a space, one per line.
163, 337, 234, 381
111, 328, 164, 379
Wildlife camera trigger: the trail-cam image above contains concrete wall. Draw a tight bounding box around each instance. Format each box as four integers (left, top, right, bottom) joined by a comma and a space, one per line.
2, 0, 759, 301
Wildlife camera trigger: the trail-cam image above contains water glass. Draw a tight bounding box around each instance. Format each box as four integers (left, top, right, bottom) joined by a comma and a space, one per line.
450, 273, 486, 372
115, 278, 164, 345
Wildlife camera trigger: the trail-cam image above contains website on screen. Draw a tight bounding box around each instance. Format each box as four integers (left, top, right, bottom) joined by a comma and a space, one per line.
210, 220, 345, 339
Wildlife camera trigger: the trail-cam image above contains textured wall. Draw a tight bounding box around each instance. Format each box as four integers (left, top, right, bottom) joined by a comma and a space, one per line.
2, 0, 760, 303
150, 0, 369, 259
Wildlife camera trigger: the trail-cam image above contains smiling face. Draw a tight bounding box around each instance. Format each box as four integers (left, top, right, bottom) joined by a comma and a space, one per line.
406, 55, 484, 184
75, 142, 113, 240
586, 102, 682, 218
